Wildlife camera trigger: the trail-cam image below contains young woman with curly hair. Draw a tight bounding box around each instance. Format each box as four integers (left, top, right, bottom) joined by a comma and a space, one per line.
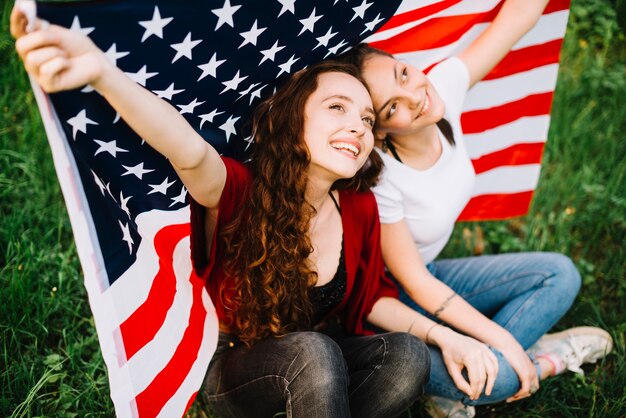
337, 0, 613, 416
11, 9, 441, 418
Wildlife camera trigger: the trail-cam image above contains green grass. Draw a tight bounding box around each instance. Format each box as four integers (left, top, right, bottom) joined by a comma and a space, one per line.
1, 0, 624, 416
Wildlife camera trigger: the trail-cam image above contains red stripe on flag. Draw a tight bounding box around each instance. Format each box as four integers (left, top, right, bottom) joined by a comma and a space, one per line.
186, 391, 199, 414
373, 0, 569, 55
119, 223, 189, 361
461, 92, 554, 134
484, 39, 563, 80
458, 191, 534, 221
378, 0, 464, 32
471, 143, 545, 174
135, 268, 208, 417
545, 0, 571, 14
424, 39, 562, 75
371, 4, 503, 53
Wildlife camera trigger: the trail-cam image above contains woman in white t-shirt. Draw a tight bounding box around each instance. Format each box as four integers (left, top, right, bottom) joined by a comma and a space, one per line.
339, 0, 613, 415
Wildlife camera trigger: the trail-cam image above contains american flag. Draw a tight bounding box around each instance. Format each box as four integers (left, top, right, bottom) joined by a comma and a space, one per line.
27, 0, 569, 416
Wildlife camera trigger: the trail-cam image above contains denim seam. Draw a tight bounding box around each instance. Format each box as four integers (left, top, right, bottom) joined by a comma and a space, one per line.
497, 275, 553, 334
460, 270, 554, 300
348, 336, 387, 396
205, 375, 288, 400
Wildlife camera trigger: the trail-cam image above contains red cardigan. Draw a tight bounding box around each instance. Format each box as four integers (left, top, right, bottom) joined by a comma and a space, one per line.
190, 157, 398, 336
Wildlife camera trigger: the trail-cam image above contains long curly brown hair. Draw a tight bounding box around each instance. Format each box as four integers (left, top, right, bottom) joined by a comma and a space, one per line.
221, 61, 383, 345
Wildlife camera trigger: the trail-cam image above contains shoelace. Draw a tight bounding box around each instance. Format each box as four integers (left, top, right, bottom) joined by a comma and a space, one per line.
563, 332, 588, 374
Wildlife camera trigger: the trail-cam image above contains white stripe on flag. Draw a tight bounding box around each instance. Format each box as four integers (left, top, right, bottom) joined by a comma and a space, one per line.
464, 64, 559, 111
392, 24, 489, 69
370, 0, 501, 43
109, 208, 190, 322
435, 0, 501, 17
381, 12, 565, 72
157, 298, 218, 418
465, 115, 550, 159
472, 164, 542, 196
123, 235, 194, 394
513, 11, 569, 50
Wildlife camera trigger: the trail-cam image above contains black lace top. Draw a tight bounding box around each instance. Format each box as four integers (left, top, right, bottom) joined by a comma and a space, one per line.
309, 238, 347, 324
309, 191, 346, 324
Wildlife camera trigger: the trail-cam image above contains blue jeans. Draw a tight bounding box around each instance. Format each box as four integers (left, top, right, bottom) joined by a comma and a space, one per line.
397, 252, 581, 406
202, 330, 430, 417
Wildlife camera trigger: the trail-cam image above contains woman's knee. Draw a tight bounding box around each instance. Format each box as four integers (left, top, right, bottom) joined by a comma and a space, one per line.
282, 332, 348, 389
542, 252, 582, 300
384, 333, 431, 393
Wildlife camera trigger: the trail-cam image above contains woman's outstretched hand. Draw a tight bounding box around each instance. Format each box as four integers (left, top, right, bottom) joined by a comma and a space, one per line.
11, 6, 108, 93
430, 326, 499, 401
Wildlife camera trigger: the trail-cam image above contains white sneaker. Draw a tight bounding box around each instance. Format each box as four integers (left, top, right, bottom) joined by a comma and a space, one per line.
527, 326, 613, 375
424, 396, 475, 418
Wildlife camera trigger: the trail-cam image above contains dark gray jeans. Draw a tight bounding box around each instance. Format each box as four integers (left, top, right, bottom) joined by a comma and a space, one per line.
201, 330, 430, 418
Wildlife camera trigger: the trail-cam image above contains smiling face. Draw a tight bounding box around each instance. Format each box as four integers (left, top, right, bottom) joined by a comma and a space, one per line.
361, 54, 445, 139
303, 71, 375, 182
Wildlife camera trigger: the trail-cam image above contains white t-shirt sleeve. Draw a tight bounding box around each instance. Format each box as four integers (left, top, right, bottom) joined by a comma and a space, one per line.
427, 57, 470, 120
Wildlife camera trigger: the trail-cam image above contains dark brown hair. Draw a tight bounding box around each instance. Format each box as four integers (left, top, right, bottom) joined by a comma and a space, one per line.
337, 43, 455, 146
221, 60, 383, 345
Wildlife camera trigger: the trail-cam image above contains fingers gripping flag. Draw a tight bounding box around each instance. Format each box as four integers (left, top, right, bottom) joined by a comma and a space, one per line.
27, 0, 569, 416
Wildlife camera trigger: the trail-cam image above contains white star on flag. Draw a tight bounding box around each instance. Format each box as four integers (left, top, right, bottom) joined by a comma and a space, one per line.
119, 191, 132, 218
93, 139, 128, 157
249, 84, 267, 105
169, 186, 188, 207
314, 26, 337, 50
298, 8, 322, 35
326, 39, 348, 58
243, 135, 254, 151
199, 109, 225, 129
239, 20, 266, 48
198, 53, 226, 81
259, 41, 285, 65
277, 54, 300, 77
171, 33, 202, 63
148, 177, 176, 195
91, 169, 106, 195
277, 0, 296, 17
119, 221, 134, 253
153, 83, 184, 100
104, 44, 130, 65
67, 109, 98, 140
361, 13, 384, 34
219, 115, 241, 142
125, 65, 159, 86
212, 0, 241, 30
351, 0, 373, 23
221, 71, 248, 94
70, 16, 94, 35
139, 6, 173, 42
121, 162, 154, 180
177, 98, 205, 115
237, 83, 260, 101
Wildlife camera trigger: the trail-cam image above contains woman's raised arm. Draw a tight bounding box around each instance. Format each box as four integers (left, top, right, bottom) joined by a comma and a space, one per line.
11, 8, 226, 209
459, 0, 550, 88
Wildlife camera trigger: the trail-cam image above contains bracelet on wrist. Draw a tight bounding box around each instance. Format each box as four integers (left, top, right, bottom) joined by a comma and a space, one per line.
425, 323, 441, 344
